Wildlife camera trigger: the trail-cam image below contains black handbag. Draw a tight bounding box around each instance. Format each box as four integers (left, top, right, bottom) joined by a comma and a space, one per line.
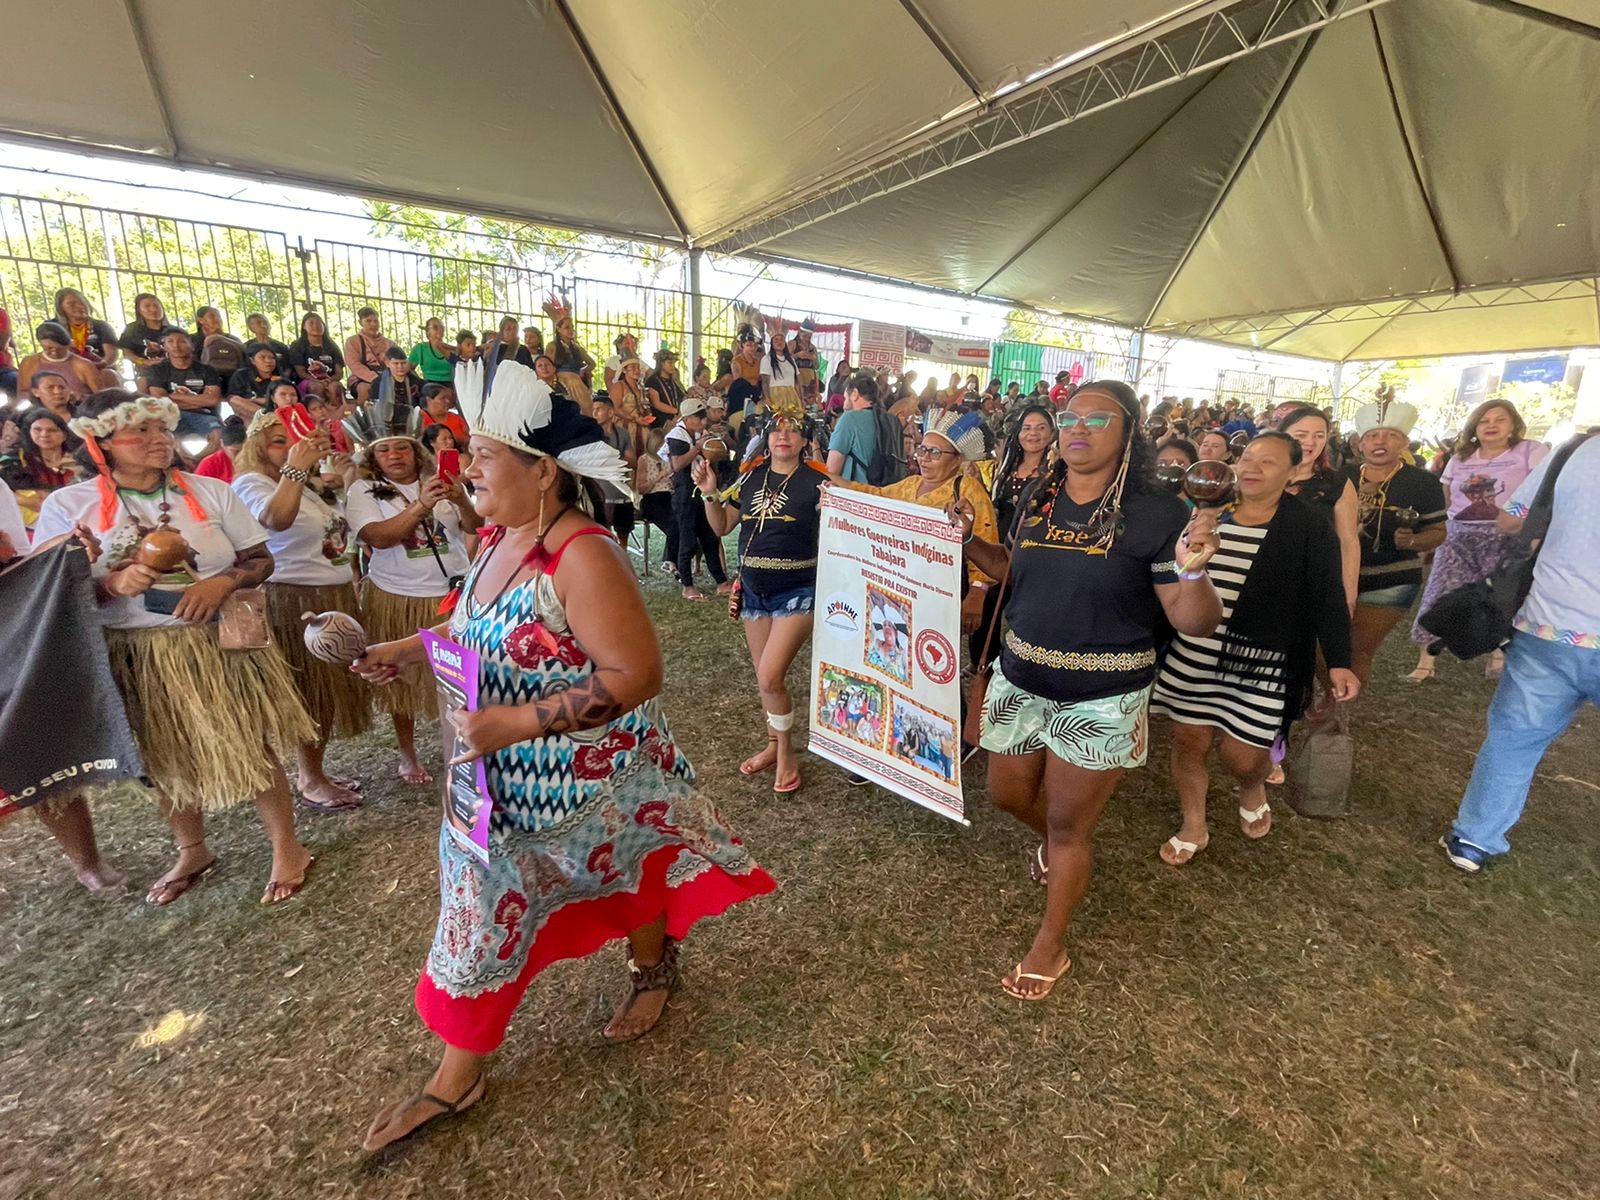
1418, 433, 1592, 660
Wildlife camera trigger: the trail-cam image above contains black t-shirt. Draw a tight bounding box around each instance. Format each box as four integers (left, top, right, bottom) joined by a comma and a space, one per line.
142, 359, 223, 414
1001, 488, 1187, 702
228, 365, 278, 399
734, 461, 827, 595
117, 321, 185, 363
243, 337, 292, 373
495, 343, 535, 368
1346, 462, 1447, 591
288, 337, 345, 379
662, 423, 699, 496
62, 318, 118, 361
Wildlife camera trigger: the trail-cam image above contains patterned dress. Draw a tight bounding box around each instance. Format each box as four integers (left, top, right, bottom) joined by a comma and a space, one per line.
416, 527, 776, 1053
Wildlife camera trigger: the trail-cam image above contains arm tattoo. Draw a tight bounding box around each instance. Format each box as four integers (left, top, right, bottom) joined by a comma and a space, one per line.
529, 672, 628, 738
222, 544, 274, 588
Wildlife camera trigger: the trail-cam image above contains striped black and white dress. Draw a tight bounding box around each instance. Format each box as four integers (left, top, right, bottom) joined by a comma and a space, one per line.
1150, 521, 1287, 748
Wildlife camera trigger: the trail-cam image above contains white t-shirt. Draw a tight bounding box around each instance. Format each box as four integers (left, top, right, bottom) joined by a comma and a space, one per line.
232, 472, 353, 587
32, 473, 268, 630
346, 477, 469, 598
0, 486, 26, 559
760, 353, 799, 390
1505, 436, 1600, 646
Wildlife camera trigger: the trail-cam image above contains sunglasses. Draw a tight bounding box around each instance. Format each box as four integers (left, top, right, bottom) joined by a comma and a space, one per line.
1055, 410, 1118, 432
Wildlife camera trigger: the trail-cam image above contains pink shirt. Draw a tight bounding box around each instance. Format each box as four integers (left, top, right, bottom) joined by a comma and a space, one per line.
344, 332, 398, 384
1440, 440, 1548, 525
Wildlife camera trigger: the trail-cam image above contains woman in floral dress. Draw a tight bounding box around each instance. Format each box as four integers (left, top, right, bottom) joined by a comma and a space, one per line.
357, 359, 775, 1153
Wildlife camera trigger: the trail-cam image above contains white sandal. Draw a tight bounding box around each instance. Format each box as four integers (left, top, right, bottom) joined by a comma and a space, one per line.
1160, 835, 1208, 866
1239, 801, 1272, 839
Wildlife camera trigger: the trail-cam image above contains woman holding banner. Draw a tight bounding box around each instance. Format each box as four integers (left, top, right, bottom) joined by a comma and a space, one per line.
950, 381, 1222, 1001
693, 399, 829, 795
354, 361, 774, 1153
232, 410, 370, 813
33, 389, 319, 906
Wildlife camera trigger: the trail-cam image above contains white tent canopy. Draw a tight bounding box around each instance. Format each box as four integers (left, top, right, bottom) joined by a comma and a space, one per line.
6, 0, 1598, 361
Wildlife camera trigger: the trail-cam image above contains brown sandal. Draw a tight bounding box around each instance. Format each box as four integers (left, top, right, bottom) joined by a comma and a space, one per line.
145, 844, 217, 906
603, 936, 679, 1042
362, 1073, 487, 1154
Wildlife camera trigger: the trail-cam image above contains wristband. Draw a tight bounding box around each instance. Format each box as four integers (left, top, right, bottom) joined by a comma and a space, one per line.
961, 529, 975, 545
281, 465, 310, 483
1178, 569, 1208, 581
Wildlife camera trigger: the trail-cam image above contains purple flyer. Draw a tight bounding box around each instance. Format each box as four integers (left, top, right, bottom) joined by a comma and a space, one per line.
420, 630, 492, 867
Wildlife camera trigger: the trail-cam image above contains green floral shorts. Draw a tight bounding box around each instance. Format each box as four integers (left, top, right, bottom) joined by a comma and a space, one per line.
980, 667, 1152, 771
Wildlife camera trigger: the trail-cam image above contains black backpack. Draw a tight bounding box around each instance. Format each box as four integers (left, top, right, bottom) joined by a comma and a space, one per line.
854, 404, 908, 487
1419, 432, 1593, 659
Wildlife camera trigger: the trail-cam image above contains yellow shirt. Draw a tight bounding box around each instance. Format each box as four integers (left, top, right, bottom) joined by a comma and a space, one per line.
848, 470, 998, 586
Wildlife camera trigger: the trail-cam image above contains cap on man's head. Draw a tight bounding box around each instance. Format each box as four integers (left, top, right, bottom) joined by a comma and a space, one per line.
679, 397, 709, 418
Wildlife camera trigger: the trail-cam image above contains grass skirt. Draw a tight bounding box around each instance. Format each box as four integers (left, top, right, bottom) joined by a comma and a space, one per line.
557, 371, 593, 414
360, 580, 441, 719
104, 624, 316, 811
267, 581, 374, 741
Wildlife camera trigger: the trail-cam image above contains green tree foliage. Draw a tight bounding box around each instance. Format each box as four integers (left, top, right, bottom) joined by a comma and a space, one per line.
1000, 308, 1088, 349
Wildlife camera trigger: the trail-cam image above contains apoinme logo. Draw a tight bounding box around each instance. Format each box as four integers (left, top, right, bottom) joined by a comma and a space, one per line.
823, 592, 859, 633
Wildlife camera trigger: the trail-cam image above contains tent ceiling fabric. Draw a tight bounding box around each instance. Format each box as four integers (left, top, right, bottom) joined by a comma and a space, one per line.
2, 0, 1597, 360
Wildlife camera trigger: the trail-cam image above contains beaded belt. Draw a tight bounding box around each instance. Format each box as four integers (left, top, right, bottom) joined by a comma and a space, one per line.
1004, 630, 1155, 672
740, 555, 817, 570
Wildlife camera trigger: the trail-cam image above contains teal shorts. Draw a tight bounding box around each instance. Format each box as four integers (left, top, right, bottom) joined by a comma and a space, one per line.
980, 667, 1152, 771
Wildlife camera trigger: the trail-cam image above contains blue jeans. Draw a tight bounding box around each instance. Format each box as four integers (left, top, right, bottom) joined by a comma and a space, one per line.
1452, 632, 1600, 855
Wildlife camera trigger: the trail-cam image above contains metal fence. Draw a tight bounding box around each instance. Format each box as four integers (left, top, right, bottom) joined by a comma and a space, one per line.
0, 190, 1328, 413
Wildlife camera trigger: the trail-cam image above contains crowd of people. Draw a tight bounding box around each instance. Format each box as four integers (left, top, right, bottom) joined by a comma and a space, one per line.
2, 291, 1595, 1153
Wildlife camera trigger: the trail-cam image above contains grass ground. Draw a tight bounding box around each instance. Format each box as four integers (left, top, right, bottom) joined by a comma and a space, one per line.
2, 570, 1598, 1200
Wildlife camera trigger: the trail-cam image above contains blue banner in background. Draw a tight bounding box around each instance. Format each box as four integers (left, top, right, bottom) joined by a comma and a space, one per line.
1501, 355, 1568, 386
1455, 364, 1490, 407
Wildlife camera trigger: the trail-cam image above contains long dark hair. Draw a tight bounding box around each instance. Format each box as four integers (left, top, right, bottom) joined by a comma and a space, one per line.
299, 311, 330, 343
767, 330, 796, 377
16, 409, 79, 482
995, 404, 1055, 486
131, 292, 167, 328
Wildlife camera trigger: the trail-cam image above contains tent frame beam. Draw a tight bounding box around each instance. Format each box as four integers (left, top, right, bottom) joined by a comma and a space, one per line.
120, 0, 177, 157
893, 0, 983, 100
1461, 0, 1600, 39
1143, 27, 1318, 326
709, 0, 1397, 254
1367, 12, 1464, 292
547, 0, 690, 244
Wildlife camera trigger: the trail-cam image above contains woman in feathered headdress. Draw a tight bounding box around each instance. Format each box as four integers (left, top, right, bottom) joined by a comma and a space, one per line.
693, 398, 829, 794
544, 294, 595, 414
355, 359, 775, 1153
845, 405, 1002, 636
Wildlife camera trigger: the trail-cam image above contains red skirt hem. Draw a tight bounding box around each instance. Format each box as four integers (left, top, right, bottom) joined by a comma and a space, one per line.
415, 844, 776, 1054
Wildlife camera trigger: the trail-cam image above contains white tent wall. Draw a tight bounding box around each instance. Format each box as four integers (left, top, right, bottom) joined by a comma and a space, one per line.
2, 0, 1597, 362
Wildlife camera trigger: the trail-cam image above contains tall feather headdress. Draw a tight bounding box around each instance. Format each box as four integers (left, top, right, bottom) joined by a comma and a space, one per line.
455, 358, 631, 495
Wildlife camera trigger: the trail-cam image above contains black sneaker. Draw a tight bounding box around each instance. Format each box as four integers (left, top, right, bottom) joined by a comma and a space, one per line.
845, 773, 871, 787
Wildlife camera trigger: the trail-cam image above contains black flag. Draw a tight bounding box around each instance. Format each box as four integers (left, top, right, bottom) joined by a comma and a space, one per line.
0, 542, 144, 814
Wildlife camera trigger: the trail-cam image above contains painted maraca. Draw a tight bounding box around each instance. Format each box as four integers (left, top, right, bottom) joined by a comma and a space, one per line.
1183, 458, 1236, 507
135, 526, 194, 572
302, 610, 369, 665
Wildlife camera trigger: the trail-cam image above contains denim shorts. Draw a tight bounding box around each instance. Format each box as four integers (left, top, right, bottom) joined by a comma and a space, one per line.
1358, 581, 1421, 610
739, 583, 814, 620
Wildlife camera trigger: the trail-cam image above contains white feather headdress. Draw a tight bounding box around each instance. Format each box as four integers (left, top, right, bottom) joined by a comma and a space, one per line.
455, 357, 631, 495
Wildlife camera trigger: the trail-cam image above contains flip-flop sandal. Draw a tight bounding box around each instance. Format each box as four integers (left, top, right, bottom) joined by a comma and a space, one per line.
299, 790, 363, 813
1001, 954, 1073, 1002
330, 775, 364, 792
740, 737, 778, 776
773, 771, 801, 795
1239, 802, 1272, 839
1161, 835, 1208, 866
261, 855, 317, 906
1027, 842, 1049, 886
363, 1074, 487, 1155
1265, 763, 1285, 786
145, 857, 218, 906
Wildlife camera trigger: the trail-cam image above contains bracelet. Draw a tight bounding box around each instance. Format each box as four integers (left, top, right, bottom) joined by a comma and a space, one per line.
1178, 569, 1208, 581
962, 529, 975, 545
281, 465, 310, 483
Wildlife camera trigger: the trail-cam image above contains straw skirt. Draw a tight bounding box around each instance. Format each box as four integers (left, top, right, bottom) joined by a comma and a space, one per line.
267, 580, 373, 741
104, 624, 316, 811
360, 580, 442, 719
